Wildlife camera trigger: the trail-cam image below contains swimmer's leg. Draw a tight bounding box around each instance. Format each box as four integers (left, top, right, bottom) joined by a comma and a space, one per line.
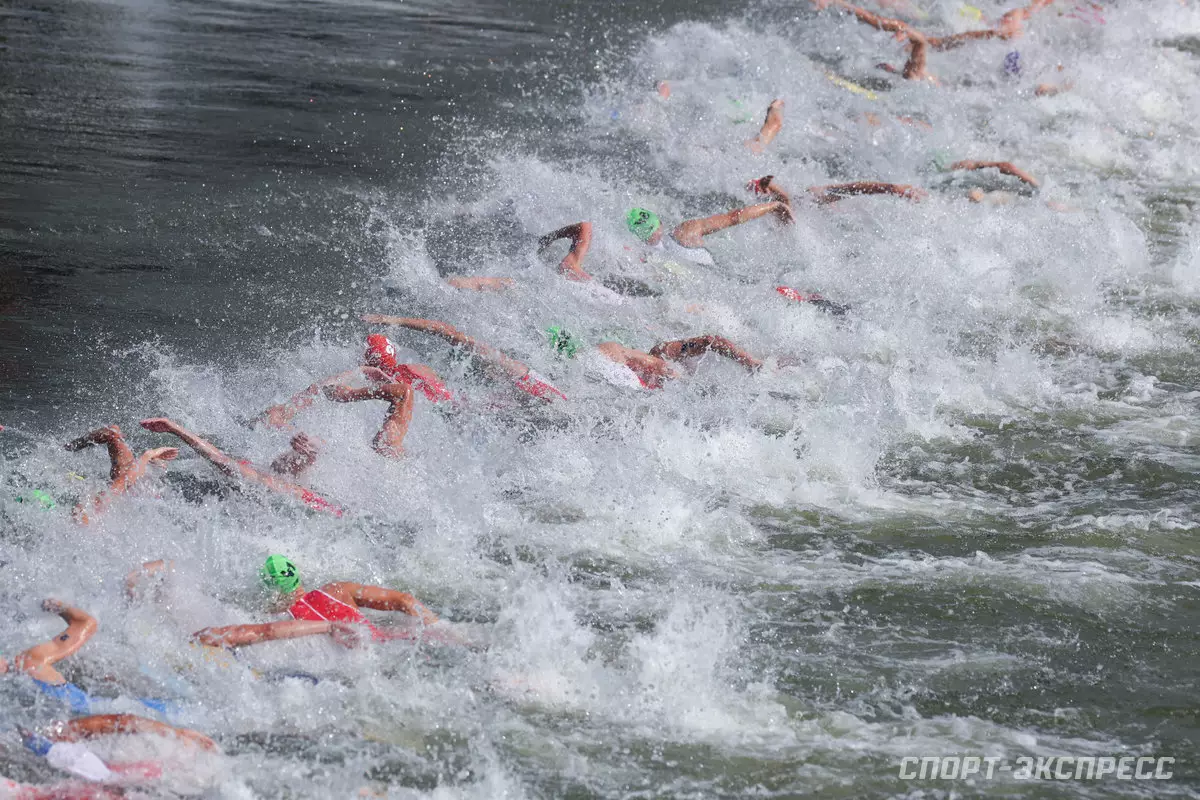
270, 433, 319, 477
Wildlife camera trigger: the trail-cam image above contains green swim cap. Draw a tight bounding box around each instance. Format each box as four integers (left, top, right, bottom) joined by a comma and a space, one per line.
261, 555, 300, 593
626, 208, 661, 242
546, 326, 580, 359
15, 489, 55, 510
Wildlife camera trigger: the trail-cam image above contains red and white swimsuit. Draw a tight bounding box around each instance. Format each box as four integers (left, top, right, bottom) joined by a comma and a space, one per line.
287, 589, 410, 642
514, 369, 567, 402
384, 364, 455, 404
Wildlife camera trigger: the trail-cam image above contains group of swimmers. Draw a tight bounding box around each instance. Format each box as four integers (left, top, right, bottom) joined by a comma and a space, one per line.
3, 1, 1083, 794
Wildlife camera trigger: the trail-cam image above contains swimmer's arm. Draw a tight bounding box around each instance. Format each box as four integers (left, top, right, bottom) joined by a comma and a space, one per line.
949, 160, 1040, 188
901, 33, 932, 81
15, 600, 98, 673
258, 368, 388, 428
48, 714, 218, 751
830, 0, 912, 35
649, 335, 763, 372
361, 315, 528, 380
124, 560, 174, 601
537, 222, 594, 281
672, 202, 792, 247
347, 584, 440, 625
928, 29, 997, 50
747, 175, 792, 206
746, 99, 784, 154
807, 181, 927, 205
362, 316, 475, 348
190, 620, 336, 650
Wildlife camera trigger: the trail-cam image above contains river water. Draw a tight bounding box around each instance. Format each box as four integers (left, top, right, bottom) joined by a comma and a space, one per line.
1, 0, 1198, 797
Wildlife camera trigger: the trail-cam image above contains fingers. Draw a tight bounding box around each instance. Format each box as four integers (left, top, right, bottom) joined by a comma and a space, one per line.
139, 417, 176, 434
144, 447, 179, 464
41, 598, 66, 614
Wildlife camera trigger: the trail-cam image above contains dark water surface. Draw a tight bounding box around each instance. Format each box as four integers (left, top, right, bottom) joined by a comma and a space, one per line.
0, 0, 723, 429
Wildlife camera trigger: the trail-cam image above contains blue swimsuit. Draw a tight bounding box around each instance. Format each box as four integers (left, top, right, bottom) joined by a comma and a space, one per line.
32, 679, 176, 716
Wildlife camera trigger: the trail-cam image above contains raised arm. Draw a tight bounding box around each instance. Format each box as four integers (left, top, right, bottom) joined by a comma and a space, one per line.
361, 315, 475, 348
807, 181, 927, 205
14, 600, 98, 681
949, 160, 1040, 188
826, 0, 914, 35
746, 99, 784, 154
191, 619, 338, 650
344, 583, 440, 625
747, 175, 792, 206
537, 222, 594, 281
901, 31, 933, 81
256, 367, 389, 429
48, 714, 217, 751
362, 315, 530, 381
649, 335, 762, 372
671, 202, 792, 248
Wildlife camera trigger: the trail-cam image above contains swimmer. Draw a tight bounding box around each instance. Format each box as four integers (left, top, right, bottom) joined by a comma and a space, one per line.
17, 714, 214, 790
746, 99, 785, 154
138, 417, 344, 516
64, 425, 179, 525
257, 335, 453, 430
624, 194, 793, 267
547, 327, 763, 390
0, 602, 169, 716
41, 713, 217, 751
361, 314, 569, 402
192, 555, 451, 648
0, 599, 98, 712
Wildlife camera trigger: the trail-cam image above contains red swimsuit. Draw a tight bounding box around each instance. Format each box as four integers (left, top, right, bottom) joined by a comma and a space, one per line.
288, 589, 409, 642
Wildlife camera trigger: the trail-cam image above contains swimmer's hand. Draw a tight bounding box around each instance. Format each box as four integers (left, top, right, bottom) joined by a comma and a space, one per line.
41, 598, 66, 614
141, 447, 179, 468
747, 175, 774, 195
261, 403, 296, 429
328, 622, 365, 649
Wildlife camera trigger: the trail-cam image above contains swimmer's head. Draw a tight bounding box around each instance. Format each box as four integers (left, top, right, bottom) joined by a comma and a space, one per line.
15, 489, 56, 510
364, 334, 399, 372
261, 555, 301, 594
546, 326, 580, 359
626, 208, 661, 242
0, 655, 8, 675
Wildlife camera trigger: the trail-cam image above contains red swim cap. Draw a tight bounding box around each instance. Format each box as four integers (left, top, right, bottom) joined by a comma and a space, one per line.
364, 334, 399, 372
